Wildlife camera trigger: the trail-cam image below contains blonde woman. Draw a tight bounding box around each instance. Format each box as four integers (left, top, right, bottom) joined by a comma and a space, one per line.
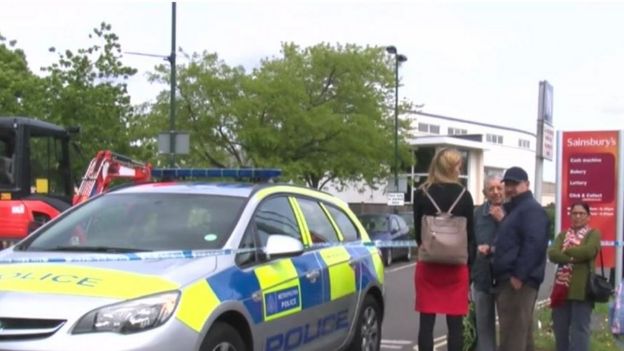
412, 147, 475, 351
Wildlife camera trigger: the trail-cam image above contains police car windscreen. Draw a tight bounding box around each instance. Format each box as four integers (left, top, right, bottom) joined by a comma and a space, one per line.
20, 193, 246, 252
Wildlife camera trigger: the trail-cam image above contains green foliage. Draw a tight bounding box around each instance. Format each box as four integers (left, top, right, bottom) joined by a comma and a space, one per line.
40, 22, 141, 175
534, 302, 619, 351
2, 26, 416, 188
544, 203, 556, 240
463, 301, 477, 351
147, 42, 414, 188
0, 35, 46, 116
147, 51, 248, 168
243, 43, 407, 189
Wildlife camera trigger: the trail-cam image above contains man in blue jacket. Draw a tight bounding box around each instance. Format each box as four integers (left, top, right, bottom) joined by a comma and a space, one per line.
492, 166, 550, 351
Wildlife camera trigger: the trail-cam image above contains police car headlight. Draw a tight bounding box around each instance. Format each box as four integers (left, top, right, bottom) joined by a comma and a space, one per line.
73, 291, 180, 334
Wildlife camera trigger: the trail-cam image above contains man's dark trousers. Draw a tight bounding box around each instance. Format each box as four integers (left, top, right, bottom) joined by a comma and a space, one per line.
496, 280, 537, 351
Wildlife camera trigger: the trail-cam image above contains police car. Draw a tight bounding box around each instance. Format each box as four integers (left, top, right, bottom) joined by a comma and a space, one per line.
0, 179, 384, 351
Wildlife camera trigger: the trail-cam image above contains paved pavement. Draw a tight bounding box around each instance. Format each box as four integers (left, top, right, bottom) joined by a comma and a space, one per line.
380, 260, 556, 351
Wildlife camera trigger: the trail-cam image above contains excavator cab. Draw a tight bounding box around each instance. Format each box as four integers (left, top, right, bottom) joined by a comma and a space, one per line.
0, 117, 74, 247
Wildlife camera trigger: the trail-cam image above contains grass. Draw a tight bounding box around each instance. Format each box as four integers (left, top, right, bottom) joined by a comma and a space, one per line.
534, 301, 621, 351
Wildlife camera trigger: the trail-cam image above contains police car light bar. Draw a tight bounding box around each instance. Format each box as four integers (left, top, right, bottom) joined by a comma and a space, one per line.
151, 168, 282, 180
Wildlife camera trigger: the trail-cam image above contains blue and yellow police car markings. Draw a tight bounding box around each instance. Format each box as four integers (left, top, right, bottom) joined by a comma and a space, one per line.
287, 196, 356, 301
367, 246, 384, 285
0, 264, 178, 299
176, 280, 220, 332
288, 197, 312, 247
289, 254, 324, 309
344, 246, 379, 292
207, 267, 264, 324
319, 202, 344, 241
264, 308, 351, 351
317, 247, 356, 301
254, 259, 302, 321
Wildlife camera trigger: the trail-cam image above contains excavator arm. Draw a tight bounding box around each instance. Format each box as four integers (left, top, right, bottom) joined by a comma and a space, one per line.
73, 150, 152, 205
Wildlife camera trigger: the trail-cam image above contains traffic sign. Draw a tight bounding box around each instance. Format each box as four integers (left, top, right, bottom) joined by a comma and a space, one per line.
387, 192, 405, 206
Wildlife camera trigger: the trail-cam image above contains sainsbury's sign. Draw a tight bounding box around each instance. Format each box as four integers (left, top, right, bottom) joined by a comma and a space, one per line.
561, 130, 620, 268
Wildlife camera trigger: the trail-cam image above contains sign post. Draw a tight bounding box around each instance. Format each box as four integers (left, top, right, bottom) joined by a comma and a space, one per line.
556, 130, 622, 286
535, 81, 554, 202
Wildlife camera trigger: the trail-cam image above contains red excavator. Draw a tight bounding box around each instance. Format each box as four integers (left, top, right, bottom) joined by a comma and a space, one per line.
0, 117, 152, 248
1, 117, 74, 247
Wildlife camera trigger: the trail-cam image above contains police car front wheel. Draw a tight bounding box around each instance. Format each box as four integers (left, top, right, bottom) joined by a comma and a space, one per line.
200, 322, 246, 351
348, 295, 382, 351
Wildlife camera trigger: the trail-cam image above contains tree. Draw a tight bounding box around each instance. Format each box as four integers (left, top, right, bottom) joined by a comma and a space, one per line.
148, 51, 248, 168
0, 34, 46, 116
148, 42, 413, 188
41, 22, 142, 169
239, 43, 411, 189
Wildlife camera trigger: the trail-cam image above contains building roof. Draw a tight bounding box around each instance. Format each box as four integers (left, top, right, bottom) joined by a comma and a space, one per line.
408, 135, 489, 150
410, 111, 536, 137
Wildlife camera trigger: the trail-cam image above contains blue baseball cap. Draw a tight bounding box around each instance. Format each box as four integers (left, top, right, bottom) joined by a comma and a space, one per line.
502, 166, 529, 183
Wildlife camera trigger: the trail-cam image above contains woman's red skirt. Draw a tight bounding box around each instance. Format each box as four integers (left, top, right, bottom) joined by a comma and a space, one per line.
414, 262, 469, 315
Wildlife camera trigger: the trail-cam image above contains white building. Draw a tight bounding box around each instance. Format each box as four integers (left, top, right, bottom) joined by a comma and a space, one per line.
324, 111, 553, 210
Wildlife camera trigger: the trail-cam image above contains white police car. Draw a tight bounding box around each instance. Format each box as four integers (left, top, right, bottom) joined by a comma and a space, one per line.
0, 179, 384, 351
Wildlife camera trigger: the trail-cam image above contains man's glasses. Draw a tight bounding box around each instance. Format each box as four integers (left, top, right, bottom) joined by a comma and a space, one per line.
571, 212, 589, 217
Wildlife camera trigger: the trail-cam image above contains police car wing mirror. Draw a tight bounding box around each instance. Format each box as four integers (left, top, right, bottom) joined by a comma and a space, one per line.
263, 235, 304, 260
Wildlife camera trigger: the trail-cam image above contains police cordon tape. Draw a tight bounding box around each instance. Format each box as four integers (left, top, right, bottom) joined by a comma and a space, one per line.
0, 240, 408, 264
0, 239, 621, 264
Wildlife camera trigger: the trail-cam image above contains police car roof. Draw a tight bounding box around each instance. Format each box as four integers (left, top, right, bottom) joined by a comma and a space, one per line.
112, 182, 257, 198
109, 182, 335, 202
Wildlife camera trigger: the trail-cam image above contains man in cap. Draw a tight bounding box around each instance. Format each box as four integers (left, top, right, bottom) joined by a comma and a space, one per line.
492, 166, 550, 351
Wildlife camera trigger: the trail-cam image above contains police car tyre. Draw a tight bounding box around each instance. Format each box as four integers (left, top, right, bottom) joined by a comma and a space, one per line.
200, 322, 246, 351
348, 295, 382, 351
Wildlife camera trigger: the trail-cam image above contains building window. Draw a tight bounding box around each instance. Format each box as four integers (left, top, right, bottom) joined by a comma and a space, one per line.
458, 149, 469, 177
448, 127, 467, 135
518, 139, 530, 149
414, 147, 435, 173
486, 133, 503, 144
418, 123, 440, 134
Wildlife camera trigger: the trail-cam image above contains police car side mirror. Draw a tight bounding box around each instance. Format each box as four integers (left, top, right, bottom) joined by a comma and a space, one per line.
263, 235, 304, 260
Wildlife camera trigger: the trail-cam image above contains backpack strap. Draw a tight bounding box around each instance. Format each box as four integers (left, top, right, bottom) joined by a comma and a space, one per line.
422, 188, 443, 214
448, 187, 467, 214
423, 186, 466, 214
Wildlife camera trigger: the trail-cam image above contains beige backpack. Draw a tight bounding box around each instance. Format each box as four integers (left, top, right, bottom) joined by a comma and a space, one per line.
418, 187, 468, 265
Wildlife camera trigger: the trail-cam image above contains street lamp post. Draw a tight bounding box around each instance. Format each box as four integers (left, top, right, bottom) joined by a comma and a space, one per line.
125, 2, 177, 167
386, 46, 407, 194
168, 1, 177, 167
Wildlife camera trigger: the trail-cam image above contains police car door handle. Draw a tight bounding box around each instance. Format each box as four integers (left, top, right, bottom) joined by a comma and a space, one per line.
305, 269, 320, 283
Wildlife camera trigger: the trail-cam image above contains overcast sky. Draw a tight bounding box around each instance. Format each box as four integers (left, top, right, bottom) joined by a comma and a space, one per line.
3, 1, 624, 181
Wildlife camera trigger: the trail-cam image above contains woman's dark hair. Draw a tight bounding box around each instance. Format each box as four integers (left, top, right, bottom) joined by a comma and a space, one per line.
570, 202, 590, 215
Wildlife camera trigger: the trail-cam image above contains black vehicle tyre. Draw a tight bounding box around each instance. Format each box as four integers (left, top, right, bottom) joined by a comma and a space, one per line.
200, 322, 247, 351
348, 295, 382, 351
384, 248, 392, 267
